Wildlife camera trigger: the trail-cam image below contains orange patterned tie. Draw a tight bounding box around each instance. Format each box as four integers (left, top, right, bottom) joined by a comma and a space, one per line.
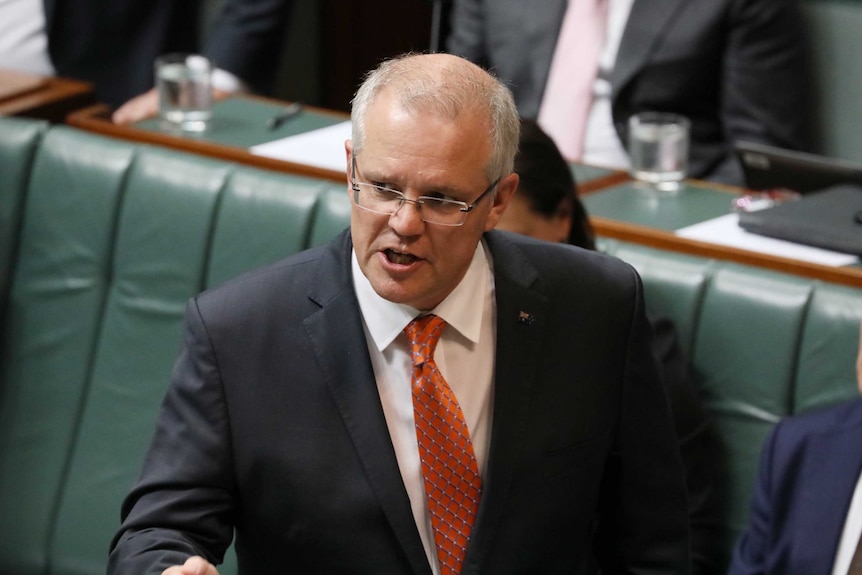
405, 314, 482, 575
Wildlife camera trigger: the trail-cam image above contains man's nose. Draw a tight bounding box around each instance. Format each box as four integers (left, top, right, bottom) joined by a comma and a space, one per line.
389, 199, 426, 235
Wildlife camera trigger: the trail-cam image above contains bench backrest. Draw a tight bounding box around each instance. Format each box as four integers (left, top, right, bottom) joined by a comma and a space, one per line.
0, 119, 349, 575
603, 239, 862, 569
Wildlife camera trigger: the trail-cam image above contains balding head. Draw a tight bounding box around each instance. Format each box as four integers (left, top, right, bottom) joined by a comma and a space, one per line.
351, 53, 520, 182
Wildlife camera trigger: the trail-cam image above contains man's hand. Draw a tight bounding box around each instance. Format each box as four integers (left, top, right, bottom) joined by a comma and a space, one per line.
161, 555, 220, 575
112, 88, 160, 125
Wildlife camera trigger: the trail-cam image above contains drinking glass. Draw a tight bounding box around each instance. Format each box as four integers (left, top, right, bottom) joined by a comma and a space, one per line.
155, 53, 213, 132
628, 112, 690, 193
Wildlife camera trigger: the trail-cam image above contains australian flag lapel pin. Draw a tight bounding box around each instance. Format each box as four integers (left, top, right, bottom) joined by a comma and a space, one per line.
517, 310, 535, 326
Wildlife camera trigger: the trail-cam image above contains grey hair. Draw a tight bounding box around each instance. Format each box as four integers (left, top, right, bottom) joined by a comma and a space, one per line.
350, 53, 520, 182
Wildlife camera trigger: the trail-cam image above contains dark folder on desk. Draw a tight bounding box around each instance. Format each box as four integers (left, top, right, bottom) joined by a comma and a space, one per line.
737, 184, 862, 255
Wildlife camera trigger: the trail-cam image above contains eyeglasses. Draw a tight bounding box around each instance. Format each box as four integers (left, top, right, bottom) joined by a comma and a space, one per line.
350, 157, 500, 227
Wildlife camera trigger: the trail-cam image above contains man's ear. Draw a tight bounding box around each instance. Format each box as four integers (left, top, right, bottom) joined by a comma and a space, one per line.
345, 140, 354, 188
484, 172, 519, 231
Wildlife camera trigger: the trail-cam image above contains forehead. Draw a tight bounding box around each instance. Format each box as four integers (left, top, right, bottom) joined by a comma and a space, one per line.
359, 90, 493, 184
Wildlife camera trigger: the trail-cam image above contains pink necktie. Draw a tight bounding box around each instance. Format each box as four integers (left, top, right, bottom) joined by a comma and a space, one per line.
405, 314, 482, 575
538, 0, 609, 160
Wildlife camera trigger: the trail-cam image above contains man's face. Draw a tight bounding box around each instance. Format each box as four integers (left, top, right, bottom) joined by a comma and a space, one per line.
346, 91, 516, 311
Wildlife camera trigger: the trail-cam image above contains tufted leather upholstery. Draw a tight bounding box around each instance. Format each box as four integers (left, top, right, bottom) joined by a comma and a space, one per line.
0, 117, 347, 575
602, 240, 862, 571
1, 116, 861, 575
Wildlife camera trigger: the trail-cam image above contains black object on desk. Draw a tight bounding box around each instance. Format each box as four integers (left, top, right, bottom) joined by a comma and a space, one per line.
738, 184, 862, 255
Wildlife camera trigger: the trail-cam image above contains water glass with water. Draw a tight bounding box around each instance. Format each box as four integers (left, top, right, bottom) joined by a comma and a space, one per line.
155, 53, 213, 132
628, 112, 690, 193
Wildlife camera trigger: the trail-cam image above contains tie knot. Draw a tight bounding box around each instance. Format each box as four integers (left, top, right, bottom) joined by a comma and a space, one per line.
404, 314, 446, 366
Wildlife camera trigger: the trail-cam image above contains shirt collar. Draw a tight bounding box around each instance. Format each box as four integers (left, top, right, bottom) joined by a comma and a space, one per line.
352, 241, 491, 351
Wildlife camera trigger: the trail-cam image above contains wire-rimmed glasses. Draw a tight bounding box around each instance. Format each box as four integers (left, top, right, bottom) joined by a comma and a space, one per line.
350, 157, 500, 227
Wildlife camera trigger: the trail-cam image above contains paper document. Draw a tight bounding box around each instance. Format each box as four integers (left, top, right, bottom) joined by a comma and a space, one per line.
675, 213, 860, 267
251, 121, 352, 172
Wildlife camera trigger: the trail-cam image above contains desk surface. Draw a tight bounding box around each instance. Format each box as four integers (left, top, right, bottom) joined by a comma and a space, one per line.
582, 180, 862, 287
0, 69, 94, 122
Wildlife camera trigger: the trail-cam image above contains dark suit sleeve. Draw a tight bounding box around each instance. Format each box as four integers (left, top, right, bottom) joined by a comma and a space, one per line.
203, 0, 296, 93
727, 421, 782, 575
108, 298, 236, 574
651, 314, 723, 575
710, 0, 811, 183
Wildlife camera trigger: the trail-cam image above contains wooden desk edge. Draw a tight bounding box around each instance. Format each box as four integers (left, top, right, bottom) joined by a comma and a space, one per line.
66, 103, 348, 183
1, 76, 94, 122
578, 170, 631, 194
592, 216, 862, 288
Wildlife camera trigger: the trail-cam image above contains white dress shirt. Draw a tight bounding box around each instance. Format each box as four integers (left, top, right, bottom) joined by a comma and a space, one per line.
0, 0, 54, 76
351, 240, 497, 575
582, 0, 635, 170
831, 468, 862, 574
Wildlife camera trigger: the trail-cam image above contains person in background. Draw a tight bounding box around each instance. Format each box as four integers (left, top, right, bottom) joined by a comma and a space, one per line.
108, 53, 690, 574
446, 0, 811, 186
0, 0, 294, 118
497, 118, 723, 575
728, 320, 862, 575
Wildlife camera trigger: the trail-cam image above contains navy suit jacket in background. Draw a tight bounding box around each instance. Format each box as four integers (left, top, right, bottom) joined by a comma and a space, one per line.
729, 397, 862, 575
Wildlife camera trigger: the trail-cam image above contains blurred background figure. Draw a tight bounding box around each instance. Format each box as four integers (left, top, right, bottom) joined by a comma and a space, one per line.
728, 321, 862, 575
497, 118, 723, 575
0, 0, 295, 119
447, 0, 811, 186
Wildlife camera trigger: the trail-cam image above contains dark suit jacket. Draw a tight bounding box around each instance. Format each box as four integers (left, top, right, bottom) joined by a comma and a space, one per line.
43, 0, 294, 107
446, 0, 811, 185
728, 397, 862, 575
108, 230, 690, 574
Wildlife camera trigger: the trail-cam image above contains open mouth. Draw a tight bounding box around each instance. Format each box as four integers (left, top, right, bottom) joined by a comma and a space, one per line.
385, 249, 418, 265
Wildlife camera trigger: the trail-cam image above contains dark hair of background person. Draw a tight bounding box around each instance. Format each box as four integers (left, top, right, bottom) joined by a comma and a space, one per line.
513, 119, 596, 250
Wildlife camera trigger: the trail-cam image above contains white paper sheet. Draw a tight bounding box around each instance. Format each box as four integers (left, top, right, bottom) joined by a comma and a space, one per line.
675, 213, 860, 267
250, 121, 352, 172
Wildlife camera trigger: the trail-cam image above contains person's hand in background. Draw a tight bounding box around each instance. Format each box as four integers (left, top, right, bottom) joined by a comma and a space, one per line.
160, 555, 220, 575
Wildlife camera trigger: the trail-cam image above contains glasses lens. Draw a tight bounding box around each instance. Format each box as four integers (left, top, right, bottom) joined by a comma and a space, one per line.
353, 183, 467, 226
419, 197, 466, 226
354, 183, 401, 214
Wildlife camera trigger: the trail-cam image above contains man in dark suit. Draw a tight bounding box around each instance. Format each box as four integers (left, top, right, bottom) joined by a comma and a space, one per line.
41, 0, 294, 109
446, 0, 810, 186
728, 322, 862, 574
108, 52, 689, 574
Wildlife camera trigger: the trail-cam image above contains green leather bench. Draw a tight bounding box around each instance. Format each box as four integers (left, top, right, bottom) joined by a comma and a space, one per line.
601, 239, 862, 572
1, 115, 861, 575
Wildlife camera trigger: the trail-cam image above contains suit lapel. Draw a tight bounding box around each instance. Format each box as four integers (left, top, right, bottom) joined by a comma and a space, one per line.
463, 233, 549, 573
303, 231, 431, 575
612, 0, 687, 95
